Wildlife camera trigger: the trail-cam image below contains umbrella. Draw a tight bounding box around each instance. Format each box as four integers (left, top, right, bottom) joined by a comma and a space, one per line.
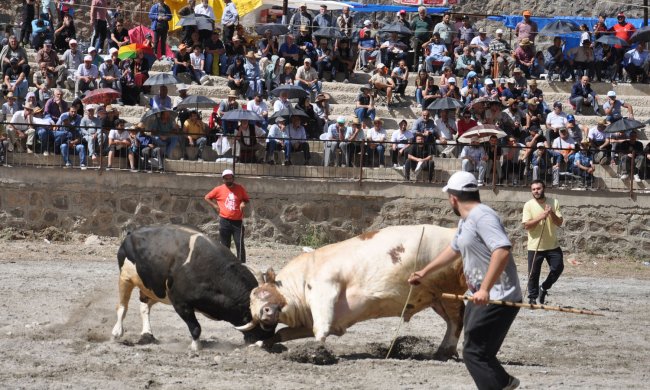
271, 85, 309, 99
603, 118, 645, 133
221, 109, 264, 122
312, 27, 346, 40
140, 107, 178, 128
595, 34, 629, 47
144, 73, 181, 86
128, 25, 172, 59
176, 14, 214, 31
458, 125, 507, 144
269, 106, 309, 123
539, 21, 580, 36
469, 96, 499, 108
118, 43, 156, 65
175, 95, 219, 110
427, 97, 465, 111
81, 88, 121, 105
630, 26, 650, 44
379, 23, 413, 36
255, 23, 289, 36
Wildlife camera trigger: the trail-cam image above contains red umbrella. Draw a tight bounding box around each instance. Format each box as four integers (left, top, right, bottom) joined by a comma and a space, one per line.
128, 25, 173, 59
81, 88, 121, 105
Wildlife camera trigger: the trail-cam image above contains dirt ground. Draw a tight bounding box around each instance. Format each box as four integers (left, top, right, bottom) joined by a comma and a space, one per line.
1, 230, 649, 389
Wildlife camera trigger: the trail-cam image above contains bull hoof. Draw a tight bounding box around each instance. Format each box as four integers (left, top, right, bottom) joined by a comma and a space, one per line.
190, 339, 202, 351
433, 346, 459, 361
137, 333, 158, 345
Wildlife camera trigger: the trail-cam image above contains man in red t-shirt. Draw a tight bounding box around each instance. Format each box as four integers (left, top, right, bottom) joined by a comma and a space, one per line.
204, 169, 250, 262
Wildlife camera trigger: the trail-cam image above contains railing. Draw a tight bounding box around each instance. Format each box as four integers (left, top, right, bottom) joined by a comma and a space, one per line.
1, 120, 648, 196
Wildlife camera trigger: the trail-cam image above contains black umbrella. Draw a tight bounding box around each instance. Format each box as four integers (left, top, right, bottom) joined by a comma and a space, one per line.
427, 97, 465, 111
141, 107, 178, 128
271, 85, 308, 99
175, 95, 219, 110
630, 26, 650, 44
379, 23, 413, 36
269, 107, 309, 123
176, 14, 214, 31
539, 21, 580, 36
312, 27, 346, 40
255, 23, 289, 36
603, 118, 645, 133
144, 73, 181, 86
595, 34, 629, 47
221, 109, 264, 122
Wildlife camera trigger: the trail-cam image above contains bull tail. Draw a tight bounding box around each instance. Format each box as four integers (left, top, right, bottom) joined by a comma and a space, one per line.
117, 231, 133, 270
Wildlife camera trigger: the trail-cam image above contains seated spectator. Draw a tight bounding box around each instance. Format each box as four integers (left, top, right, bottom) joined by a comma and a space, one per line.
173, 44, 196, 83
460, 71, 480, 105
545, 101, 568, 144
217, 90, 240, 135
391, 59, 409, 98
75, 55, 98, 98
414, 70, 429, 108
110, 19, 130, 50
243, 51, 263, 99
342, 117, 365, 167
460, 136, 488, 186
366, 118, 387, 167
602, 90, 633, 123
80, 104, 104, 161
87, 46, 104, 68
513, 38, 535, 78
284, 115, 310, 165
358, 20, 379, 71
279, 34, 301, 67
295, 96, 319, 139
180, 110, 209, 161
247, 93, 269, 130
313, 93, 331, 134
479, 77, 498, 98
279, 62, 295, 85
61, 39, 83, 90
152, 110, 180, 158
552, 128, 576, 174
134, 123, 165, 172
594, 42, 618, 83
570, 76, 599, 115
434, 109, 457, 156
623, 44, 649, 83
403, 133, 435, 182
455, 45, 477, 78
44, 88, 68, 123
99, 56, 121, 93
424, 32, 452, 73
565, 114, 586, 143
355, 85, 376, 123
440, 76, 461, 99
205, 30, 226, 76
510, 68, 527, 98
334, 38, 355, 83
31, 105, 55, 154
369, 64, 395, 106
1, 92, 20, 122
54, 13, 76, 54
107, 119, 135, 171
411, 109, 436, 148
501, 136, 525, 185
315, 38, 336, 82
587, 118, 612, 165
226, 55, 248, 97
496, 77, 514, 102
36, 40, 67, 89
234, 119, 266, 163
5, 102, 35, 153
1, 36, 30, 76
258, 28, 278, 60
189, 45, 208, 84
58, 114, 87, 169
323, 116, 348, 167
486, 29, 514, 77
390, 119, 414, 168
618, 130, 644, 182
30, 16, 52, 50
572, 140, 596, 186
421, 73, 441, 109
531, 142, 561, 186
457, 108, 478, 139
567, 39, 595, 80
33, 61, 56, 91
265, 117, 288, 164
295, 58, 321, 99
151, 85, 172, 110
3, 57, 29, 100
380, 32, 407, 69
469, 28, 490, 70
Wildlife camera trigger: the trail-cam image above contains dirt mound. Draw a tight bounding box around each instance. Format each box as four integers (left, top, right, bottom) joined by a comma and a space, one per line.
284, 341, 338, 365
367, 336, 437, 360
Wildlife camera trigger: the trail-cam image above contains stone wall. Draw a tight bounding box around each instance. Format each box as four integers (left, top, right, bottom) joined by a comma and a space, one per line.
1, 167, 649, 258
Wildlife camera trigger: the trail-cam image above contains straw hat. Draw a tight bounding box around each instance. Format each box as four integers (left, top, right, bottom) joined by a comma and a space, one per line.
228, 90, 239, 98
315, 93, 330, 102
245, 50, 260, 60
520, 38, 532, 46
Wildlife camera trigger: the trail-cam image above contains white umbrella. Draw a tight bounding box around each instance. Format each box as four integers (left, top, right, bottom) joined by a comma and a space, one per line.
458, 125, 507, 144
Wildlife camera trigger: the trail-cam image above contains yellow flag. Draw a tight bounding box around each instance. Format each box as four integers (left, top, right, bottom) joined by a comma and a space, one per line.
166, 0, 226, 32
233, 0, 263, 17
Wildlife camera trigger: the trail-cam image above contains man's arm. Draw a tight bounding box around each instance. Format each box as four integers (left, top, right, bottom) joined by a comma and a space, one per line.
473, 247, 511, 305
408, 245, 460, 285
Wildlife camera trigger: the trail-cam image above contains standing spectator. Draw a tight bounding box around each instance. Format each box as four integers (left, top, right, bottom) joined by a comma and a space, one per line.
289, 4, 312, 35
522, 180, 564, 305
221, 0, 238, 43
618, 130, 645, 182
460, 136, 488, 186
610, 13, 636, 55
108, 1, 125, 30
570, 76, 599, 115
194, 0, 215, 46
337, 6, 354, 38
593, 14, 608, 40
409, 171, 522, 390
623, 44, 649, 83
411, 6, 434, 70
514, 10, 538, 45
433, 13, 455, 49
177, 0, 196, 44
91, 0, 109, 52
312, 5, 332, 29
204, 169, 249, 262
243, 51, 262, 99
148, 0, 172, 59
457, 15, 476, 45
20, 0, 37, 47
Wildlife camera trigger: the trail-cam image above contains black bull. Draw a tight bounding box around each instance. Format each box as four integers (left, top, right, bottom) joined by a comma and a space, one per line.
110, 225, 274, 350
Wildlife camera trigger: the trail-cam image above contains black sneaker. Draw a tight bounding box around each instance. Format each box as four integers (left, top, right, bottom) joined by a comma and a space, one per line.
504, 376, 520, 390
539, 287, 548, 304
528, 298, 536, 305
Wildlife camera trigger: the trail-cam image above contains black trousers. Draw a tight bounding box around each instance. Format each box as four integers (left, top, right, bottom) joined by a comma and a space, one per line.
93, 19, 108, 51
153, 27, 169, 59
463, 302, 519, 390
527, 247, 564, 300
219, 217, 245, 262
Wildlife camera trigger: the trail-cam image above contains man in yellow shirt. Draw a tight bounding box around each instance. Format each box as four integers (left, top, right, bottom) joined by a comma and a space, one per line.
522, 180, 564, 305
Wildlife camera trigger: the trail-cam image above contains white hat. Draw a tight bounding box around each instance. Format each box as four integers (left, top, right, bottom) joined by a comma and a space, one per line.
376, 63, 385, 69
336, 116, 346, 123
69, 39, 77, 45
496, 29, 504, 34
88, 46, 97, 53
86, 104, 96, 110
364, 20, 371, 26
109, 47, 118, 54
303, 58, 311, 63
443, 171, 479, 193
84, 55, 93, 61
484, 78, 494, 85
537, 142, 546, 148
499, 77, 507, 84
448, 77, 456, 83
607, 90, 616, 97
176, 83, 189, 91
222, 169, 234, 177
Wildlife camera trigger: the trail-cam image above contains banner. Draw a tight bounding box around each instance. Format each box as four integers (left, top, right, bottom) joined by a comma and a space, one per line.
166, 0, 225, 32
233, 0, 263, 17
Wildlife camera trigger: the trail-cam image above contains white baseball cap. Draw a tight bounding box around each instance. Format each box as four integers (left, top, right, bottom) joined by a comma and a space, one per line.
109, 47, 118, 54
222, 169, 234, 177
364, 20, 371, 26
537, 142, 546, 148
607, 90, 616, 97
443, 171, 479, 193
496, 29, 504, 34
484, 78, 494, 85
88, 46, 97, 53
84, 55, 93, 61
448, 77, 456, 83
336, 116, 346, 123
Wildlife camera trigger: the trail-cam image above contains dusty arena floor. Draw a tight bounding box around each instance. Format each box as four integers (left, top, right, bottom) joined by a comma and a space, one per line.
0, 231, 648, 389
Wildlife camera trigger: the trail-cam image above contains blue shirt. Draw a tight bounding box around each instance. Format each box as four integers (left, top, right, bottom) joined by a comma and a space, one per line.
148, 2, 172, 31
279, 43, 299, 57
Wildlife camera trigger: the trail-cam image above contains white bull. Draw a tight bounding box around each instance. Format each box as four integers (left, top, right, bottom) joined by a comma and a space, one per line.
240, 224, 468, 359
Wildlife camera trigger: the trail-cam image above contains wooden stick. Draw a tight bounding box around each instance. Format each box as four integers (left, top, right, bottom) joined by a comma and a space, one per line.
441, 293, 605, 317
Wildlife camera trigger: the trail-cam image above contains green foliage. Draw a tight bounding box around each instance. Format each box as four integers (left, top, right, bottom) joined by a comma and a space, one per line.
298, 224, 329, 248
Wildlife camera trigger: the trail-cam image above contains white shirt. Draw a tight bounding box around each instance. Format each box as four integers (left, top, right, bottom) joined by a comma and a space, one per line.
367, 127, 387, 142
76, 63, 99, 79
469, 35, 491, 51
434, 117, 457, 140
190, 52, 204, 69
546, 111, 568, 129
273, 99, 291, 113
247, 99, 268, 116
194, 3, 215, 21
266, 124, 287, 143
391, 129, 414, 149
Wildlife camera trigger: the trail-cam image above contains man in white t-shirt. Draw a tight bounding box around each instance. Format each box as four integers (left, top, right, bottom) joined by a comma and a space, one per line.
545, 101, 568, 144
107, 119, 135, 171
390, 119, 414, 167
247, 93, 269, 130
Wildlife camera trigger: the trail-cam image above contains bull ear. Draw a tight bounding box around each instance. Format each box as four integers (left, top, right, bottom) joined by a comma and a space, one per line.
262, 268, 276, 284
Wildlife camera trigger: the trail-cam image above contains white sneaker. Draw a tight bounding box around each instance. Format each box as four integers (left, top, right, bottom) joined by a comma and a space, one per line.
620, 173, 629, 180
43, 151, 50, 156
80, 164, 87, 170
7, 143, 14, 152
379, 164, 385, 168
64, 162, 72, 168
197, 158, 204, 162
634, 174, 642, 183
130, 169, 138, 173
477, 181, 485, 187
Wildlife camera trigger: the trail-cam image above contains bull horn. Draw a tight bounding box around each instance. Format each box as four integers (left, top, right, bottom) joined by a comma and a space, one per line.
234, 320, 257, 332
243, 264, 265, 286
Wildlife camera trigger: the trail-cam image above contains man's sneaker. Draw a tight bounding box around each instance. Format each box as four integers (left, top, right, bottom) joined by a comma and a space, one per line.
343, 78, 349, 83
504, 375, 520, 390
80, 164, 87, 170
130, 169, 138, 173
64, 162, 72, 168
7, 143, 13, 152
539, 287, 548, 305
634, 174, 642, 183
620, 173, 629, 180
43, 151, 50, 156
477, 181, 485, 187
528, 298, 536, 305
197, 158, 204, 162
105, 166, 112, 171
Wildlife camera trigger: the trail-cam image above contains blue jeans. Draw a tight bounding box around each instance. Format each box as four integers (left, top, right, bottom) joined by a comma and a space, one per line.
415, 88, 424, 106
366, 144, 385, 166
283, 140, 310, 162
247, 78, 263, 98
154, 135, 178, 157
60, 142, 87, 165
37, 128, 53, 153
354, 107, 376, 123
205, 53, 228, 76
297, 80, 321, 97
10, 79, 29, 99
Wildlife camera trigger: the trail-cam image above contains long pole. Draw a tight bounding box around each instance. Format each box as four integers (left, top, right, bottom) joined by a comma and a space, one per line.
441, 293, 604, 316
645, 0, 648, 27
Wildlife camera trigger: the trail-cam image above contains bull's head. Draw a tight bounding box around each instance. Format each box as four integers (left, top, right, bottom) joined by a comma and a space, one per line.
235, 268, 286, 334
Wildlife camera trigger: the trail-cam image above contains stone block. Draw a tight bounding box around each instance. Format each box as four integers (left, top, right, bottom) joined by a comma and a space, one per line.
43, 211, 58, 223
172, 198, 189, 214
119, 198, 139, 214
302, 204, 329, 221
